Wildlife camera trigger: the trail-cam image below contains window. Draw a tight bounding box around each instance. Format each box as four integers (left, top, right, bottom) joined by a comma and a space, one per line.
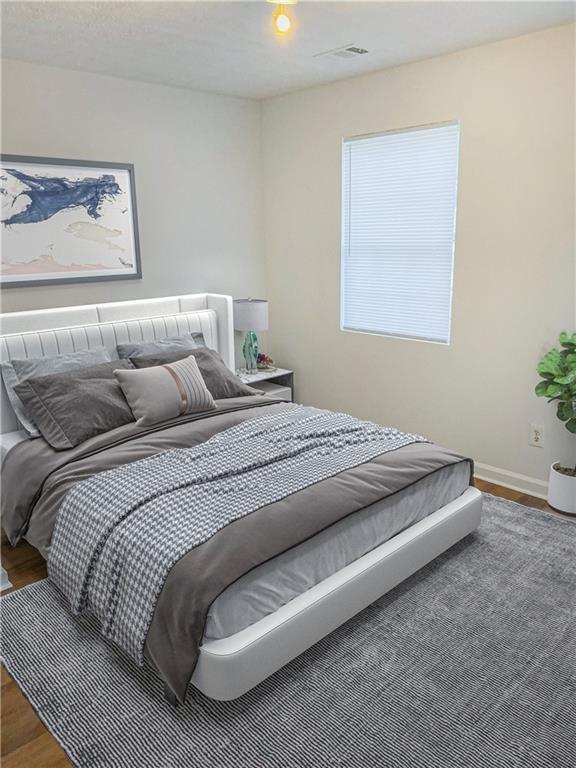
341, 122, 460, 344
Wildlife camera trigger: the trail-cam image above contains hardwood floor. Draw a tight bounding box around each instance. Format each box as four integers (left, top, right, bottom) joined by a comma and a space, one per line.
0, 480, 572, 767
474, 478, 571, 519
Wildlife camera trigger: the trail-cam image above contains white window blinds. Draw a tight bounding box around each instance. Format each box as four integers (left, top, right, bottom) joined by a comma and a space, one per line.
341, 122, 460, 344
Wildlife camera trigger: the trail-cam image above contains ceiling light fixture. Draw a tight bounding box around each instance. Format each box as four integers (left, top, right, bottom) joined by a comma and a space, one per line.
267, 0, 297, 36
274, 7, 291, 34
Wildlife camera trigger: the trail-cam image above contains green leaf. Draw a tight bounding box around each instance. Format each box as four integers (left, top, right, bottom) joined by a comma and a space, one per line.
546, 383, 566, 398
557, 401, 574, 421
537, 349, 563, 377
559, 331, 576, 347
535, 381, 549, 396
566, 417, 576, 434
556, 370, 576, 386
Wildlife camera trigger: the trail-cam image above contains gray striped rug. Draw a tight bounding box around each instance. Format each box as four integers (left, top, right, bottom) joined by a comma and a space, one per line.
2, 494, 575, 768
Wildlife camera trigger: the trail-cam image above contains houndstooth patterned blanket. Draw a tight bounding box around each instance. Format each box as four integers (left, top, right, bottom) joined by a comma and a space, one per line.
48, 406, 425, 664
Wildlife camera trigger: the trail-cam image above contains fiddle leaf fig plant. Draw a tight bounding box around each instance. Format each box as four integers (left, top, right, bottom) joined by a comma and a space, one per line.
535, 332, 576, 438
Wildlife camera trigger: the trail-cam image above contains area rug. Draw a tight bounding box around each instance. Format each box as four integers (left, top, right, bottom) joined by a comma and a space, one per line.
2, 494, 575, 768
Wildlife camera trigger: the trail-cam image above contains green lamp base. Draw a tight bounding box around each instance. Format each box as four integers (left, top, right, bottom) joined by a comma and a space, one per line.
242, 331, 259, 373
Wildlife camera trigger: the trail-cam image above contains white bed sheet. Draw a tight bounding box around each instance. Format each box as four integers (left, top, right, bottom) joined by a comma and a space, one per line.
0, 430, 28, 467
204, 460, 471, 641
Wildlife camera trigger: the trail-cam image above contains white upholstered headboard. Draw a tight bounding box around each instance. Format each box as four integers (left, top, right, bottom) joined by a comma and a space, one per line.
0, 293, 234, 435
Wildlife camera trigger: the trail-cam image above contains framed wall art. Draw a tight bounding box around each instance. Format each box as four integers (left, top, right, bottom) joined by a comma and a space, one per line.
0, 155, 141, 287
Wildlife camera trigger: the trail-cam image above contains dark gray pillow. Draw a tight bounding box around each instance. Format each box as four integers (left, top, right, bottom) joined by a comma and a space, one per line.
13, 360, 135, 451
130, 347, 261, 399
116, 332, 204, 359
1, 346, 112, 436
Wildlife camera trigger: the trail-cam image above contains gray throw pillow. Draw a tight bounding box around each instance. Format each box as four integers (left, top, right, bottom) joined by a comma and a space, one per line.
129, 347, 261, 399
13, 360, 134, 451
115, 355, 216, 426
1, 346, 112, 436
116, 332, 205, 359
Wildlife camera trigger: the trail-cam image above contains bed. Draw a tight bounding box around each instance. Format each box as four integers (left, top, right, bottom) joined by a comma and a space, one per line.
0, 293, 482, 702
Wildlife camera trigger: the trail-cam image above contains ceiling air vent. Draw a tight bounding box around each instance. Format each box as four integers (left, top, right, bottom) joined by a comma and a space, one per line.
314, 45, 369, 61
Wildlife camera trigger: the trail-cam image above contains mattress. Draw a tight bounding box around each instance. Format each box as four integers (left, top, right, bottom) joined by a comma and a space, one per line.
204, 459, 470, 640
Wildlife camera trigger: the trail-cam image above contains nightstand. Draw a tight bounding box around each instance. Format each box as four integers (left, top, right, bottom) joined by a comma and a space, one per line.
238, 368, 294, 402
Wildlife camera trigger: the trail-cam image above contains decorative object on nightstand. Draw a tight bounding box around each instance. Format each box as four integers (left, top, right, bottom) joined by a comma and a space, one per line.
233, 298, 269, 374
239, 367, 294, 402
257, 352, 276, 371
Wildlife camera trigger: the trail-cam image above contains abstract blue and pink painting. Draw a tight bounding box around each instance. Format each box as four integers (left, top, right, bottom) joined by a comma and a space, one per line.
0, 157, 141, 287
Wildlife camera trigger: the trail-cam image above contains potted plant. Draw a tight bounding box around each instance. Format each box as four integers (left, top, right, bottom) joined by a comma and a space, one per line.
535, 331, 576, 514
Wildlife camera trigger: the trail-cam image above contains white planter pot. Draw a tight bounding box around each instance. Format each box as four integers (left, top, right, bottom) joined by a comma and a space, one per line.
547, 463, 576, 515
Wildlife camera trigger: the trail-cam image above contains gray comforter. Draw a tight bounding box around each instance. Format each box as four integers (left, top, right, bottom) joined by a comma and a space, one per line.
1, 396, 473, 702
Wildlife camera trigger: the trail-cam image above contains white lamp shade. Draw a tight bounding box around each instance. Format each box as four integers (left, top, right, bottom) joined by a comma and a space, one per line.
233, 299, 269, 332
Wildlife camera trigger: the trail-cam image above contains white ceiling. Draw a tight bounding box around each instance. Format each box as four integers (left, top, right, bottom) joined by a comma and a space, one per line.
2, 1, 574, 100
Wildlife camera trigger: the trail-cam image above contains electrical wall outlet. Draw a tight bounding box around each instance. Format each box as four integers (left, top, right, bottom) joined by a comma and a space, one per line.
529, 423, 544, 448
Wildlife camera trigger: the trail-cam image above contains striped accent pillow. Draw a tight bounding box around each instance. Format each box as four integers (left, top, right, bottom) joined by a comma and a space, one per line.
115, 355, 215, 427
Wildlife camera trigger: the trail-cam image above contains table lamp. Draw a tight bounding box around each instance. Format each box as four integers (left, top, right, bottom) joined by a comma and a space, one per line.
233, 298, 269, 373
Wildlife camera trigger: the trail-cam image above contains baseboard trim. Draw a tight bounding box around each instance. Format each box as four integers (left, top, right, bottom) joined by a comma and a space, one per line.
474, 462, 548, 500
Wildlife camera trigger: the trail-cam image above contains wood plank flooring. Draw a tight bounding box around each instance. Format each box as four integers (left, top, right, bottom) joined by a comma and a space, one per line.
0, 480, 573, 767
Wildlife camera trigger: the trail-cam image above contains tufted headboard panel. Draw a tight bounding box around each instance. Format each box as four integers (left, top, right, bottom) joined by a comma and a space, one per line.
0, 293, 234, 434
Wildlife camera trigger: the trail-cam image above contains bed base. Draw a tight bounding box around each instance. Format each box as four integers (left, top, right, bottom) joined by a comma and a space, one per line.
191, 486, 482, 701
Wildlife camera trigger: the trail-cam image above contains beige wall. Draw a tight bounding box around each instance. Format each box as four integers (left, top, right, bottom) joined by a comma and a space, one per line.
262, 25, 575, 489
1, 59, 265, 315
